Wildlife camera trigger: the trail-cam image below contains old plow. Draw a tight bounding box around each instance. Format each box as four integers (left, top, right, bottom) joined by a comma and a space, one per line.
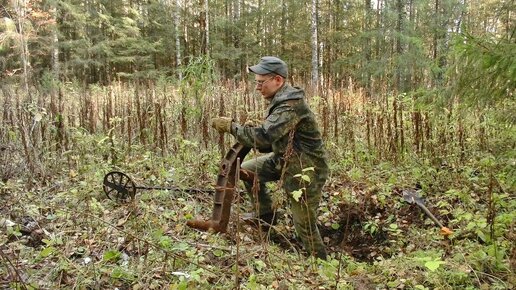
102, 143, 252, 233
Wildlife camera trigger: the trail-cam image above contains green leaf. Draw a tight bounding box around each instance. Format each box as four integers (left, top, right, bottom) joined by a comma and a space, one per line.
42, 239, 52, 246
246, 274, 259, 290
7, 226, 22, 237
212, 249, 223, 257
172, 242, 190, 252
110, 267, 135, 281
292, 189, 303, 202
387, 280, 400, 288
159, 236, 173, 249
184, 213, 193, 220
301, 175, 311, 183
331, 223, 340, 230
40, 246, 55, 257
254, 259, 266, 271
424, 260, 445, 272
103, 250, 121, 262
111, 267, 125, 279
302, 167, 315, 172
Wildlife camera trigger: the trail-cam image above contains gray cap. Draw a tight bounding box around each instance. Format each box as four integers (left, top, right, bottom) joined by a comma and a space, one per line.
249, 56, 288, 78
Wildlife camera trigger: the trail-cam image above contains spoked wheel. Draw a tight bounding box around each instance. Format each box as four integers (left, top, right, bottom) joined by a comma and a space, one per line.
103, 171, 137, 202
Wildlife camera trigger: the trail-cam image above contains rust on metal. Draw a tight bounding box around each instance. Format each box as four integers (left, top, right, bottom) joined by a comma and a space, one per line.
186, 143, 250, 233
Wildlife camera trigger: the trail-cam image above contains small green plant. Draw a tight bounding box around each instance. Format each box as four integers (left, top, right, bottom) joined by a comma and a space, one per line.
412, 251, 446, 272
293, 167, 315, 183
363, 219, 379, 236
291, 187, 305, 202
292, 167, 315, 202
103, 250, 121, 263
110, 266, 136, 282
317, 258, 340, 281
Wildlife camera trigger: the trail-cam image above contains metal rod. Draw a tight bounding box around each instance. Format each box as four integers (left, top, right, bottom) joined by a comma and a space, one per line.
135, 185, 215, 194
416, 202, 445, 228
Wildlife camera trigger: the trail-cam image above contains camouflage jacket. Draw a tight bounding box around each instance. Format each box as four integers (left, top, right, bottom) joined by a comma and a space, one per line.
231, 84, 328, 174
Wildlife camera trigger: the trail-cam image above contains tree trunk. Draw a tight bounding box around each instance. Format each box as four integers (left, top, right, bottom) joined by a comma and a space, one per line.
432, 0, 440, 83
256, 0, 263, 50
364, 0, 372, 97
14, 0, 31, 101
310, 0, 319, 93
174, 0, 183, 79
395, 0, 404, 93
280, 0, 287, 55
51, 5, 60, 81
199, 0, 208, 55
205, 0, 210, 56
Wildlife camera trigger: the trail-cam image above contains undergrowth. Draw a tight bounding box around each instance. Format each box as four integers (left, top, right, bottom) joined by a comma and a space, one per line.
1, 131, 514, 289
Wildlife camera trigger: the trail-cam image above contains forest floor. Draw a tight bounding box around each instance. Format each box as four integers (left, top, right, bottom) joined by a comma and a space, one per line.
1, 142, 514, 289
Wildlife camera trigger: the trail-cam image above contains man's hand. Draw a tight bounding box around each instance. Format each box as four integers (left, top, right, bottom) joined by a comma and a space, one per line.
211, 117, 233, 134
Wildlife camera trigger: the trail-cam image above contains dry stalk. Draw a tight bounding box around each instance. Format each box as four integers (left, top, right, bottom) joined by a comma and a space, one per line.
234, 157, 241, 289
0, 245, 28, 289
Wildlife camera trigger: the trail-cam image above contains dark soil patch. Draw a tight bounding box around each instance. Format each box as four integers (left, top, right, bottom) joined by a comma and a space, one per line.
233, 182, 443, 262
319, 187, 431, 262
320, 202, 389, 262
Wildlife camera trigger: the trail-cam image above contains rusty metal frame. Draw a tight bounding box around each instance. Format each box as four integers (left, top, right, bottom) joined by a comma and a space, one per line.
186, 143, 251, 233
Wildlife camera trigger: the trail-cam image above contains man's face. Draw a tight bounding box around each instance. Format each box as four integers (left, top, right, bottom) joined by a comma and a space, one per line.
254, 74, 283, 100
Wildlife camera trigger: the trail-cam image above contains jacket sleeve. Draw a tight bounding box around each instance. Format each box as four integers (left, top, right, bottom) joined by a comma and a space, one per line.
231, 103, 300, 150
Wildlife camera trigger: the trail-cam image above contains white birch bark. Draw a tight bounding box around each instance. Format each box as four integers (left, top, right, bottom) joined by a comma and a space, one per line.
14, 0, 31, 100
310, 0, 319, 93
51, 4, 59, 80
174, 0, 182, 79
205, 0, 210, 56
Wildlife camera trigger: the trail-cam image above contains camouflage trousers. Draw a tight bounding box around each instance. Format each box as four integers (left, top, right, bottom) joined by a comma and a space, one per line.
241, 152, 328, 259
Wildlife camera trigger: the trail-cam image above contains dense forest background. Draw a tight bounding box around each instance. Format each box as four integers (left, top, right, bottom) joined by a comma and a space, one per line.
1, 0, 514, 168
1, 0, 513, 88
0, 0, 514, 289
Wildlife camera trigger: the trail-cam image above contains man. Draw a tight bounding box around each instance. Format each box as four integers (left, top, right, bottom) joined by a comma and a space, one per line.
211, 56, 329, 260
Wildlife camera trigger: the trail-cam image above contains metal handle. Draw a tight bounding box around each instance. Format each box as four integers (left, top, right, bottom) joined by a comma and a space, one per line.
417, 202, 444, 228
103, 171, 216, 202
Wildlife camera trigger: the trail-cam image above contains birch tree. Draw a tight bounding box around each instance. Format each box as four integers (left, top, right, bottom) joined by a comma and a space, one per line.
205, 0, 209, 56
310, 0, 319, 92
50, 3, 59, 80
13, 0, 31, 100
174, 0, 182, 79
